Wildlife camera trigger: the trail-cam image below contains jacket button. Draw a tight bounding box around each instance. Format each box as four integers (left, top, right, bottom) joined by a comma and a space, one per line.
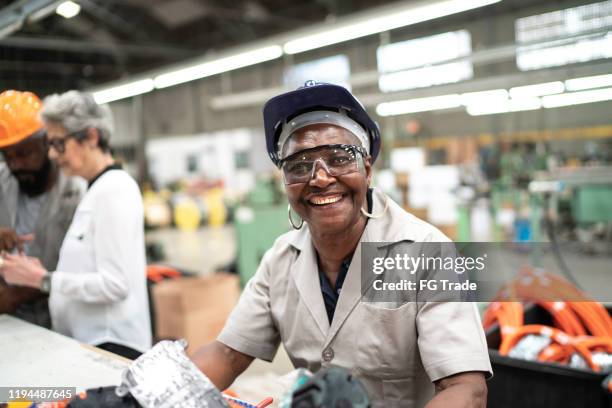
322, 347, 334, 362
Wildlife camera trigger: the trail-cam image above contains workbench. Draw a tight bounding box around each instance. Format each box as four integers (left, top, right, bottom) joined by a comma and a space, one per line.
0, 314, 128, 390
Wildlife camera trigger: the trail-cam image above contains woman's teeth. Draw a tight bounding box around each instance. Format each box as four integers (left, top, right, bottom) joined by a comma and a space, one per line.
310, 195, 342, 205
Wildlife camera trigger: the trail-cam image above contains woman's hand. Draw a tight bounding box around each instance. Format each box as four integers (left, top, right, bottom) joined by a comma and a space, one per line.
0, 228, 34, 252
0, 253, 47, 289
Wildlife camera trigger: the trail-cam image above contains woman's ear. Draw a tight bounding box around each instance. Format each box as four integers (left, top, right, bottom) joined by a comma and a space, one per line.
85, 128, 100, 149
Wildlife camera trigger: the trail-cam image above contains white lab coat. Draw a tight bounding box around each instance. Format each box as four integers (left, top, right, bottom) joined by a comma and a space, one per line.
49, 169, 151, 352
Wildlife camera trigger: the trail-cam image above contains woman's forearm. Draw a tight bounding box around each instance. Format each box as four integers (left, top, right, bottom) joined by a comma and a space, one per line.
426, 372, 487, 408
191, 341, 254, 391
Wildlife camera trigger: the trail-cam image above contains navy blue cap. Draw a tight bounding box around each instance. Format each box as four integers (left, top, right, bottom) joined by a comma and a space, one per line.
263, 80, 381, 166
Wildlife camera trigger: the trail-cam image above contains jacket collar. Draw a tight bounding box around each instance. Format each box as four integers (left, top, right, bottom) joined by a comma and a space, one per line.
288, 189, 421, 344
287, 188, 421, 251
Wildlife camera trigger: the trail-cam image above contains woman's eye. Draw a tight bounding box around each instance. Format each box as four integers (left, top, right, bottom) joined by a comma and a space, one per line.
331, 155, 352, 166
289, 162, 311, 174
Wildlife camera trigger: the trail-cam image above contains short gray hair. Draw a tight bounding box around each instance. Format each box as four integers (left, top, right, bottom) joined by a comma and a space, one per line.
41, 91, 113, 152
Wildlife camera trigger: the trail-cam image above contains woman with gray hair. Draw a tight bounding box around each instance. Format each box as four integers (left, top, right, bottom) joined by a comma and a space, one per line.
0, 91, 151, 359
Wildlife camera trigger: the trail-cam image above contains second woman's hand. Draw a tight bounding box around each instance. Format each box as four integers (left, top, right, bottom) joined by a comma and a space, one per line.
0, 252, 47, 289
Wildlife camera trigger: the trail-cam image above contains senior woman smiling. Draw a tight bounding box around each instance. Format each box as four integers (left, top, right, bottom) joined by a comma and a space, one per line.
0, 91, 151, 359
193, 82, 492, 407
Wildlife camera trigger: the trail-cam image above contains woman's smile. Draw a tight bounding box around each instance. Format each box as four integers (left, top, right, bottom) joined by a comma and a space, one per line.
307, 192, 345, 206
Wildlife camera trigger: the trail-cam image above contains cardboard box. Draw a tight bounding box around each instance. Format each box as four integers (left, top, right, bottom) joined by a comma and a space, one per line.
153, 273, 240, 353
435, 224, 457, 241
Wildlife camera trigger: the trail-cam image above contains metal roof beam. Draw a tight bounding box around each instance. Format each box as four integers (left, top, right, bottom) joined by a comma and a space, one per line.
0, 35, 197, 58
0, 0, 62, 38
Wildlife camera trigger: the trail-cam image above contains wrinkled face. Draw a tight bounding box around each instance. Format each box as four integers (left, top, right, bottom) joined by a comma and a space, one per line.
1, 133, 52, 196
282, 124, 371, 234
45, 122, 88, 178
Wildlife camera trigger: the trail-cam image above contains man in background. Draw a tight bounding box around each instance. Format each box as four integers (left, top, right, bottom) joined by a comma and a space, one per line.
0, 90, 83, 327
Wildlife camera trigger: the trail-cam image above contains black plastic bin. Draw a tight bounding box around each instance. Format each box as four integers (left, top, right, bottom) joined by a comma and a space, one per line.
485, 304, 612, 408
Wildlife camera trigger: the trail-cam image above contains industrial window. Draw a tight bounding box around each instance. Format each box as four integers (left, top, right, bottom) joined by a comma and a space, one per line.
515, 0, 612, 71
283, 55, 351, 90
376, 30, 473, 93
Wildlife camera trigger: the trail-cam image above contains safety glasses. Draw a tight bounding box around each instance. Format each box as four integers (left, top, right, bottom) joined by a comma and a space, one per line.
44, 130, 85, 154
279, 144, 366, 185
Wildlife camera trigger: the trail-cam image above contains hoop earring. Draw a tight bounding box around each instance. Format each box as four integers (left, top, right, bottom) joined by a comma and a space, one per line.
288, 204, 303, 230
361, 191, 389, 219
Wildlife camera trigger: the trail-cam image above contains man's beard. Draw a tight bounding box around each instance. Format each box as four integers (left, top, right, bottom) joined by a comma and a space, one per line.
13, 159, 53, 197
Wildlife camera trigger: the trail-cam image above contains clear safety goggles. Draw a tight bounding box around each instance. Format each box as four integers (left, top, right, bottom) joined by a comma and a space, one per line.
278, 144, 366, 185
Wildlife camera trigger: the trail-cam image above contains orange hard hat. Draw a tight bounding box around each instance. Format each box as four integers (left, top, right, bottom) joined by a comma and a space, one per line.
0, 90, 44, 148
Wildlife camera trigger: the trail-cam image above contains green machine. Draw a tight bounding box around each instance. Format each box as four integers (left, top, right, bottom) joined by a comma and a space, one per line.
573, 184, 612, 225
531, 166, 612, 225
234, 177, 290, 287
528, 166, 612, 267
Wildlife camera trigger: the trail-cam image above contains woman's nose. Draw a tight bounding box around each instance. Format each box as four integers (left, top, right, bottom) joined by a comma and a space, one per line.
308, 159, 335, 187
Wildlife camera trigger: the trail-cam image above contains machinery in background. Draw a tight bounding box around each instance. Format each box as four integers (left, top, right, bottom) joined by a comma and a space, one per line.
394, 135, 612, 245
524, 166, 612, 286
531, 166, 612, 250
143, 183, 230, 231
234, 176, 289, 287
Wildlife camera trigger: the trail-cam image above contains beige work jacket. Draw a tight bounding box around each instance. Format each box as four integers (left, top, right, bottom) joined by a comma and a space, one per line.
218, 189, 492, 407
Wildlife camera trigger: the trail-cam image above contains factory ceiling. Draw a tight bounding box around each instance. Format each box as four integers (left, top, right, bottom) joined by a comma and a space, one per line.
0, 0, 575, 96
0, 0, 409, 95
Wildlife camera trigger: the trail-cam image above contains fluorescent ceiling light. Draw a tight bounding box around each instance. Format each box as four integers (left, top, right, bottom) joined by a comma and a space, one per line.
283, 0, 501, 54
376, 94, 462, 116
375, 79, 611, 117
93, 79, 154, 104
565, 73, 612, 91
509, 81, 564, 98
460, 89, 508, 105
154, 45, 283, 89
508, 97, 542, 111
542, 87, 612, 108
210, 87, 285, 110
377, 29, 472, 72
56, 1, 81, 19
466, 97, 541, 116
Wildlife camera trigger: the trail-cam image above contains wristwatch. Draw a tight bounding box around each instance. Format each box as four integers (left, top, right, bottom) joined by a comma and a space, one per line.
40, 272, 52, 294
